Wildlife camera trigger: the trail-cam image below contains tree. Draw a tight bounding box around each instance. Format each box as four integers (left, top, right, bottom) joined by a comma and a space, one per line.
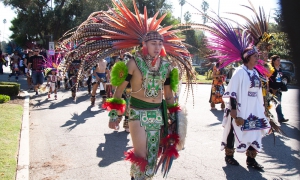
180, 11, 209, 61
201, 0, 209, 24
123, 0, 176, 27
269, 32, 292, 60
178, 0, 185, 23
1, 0, 86, 48
268, 8, 293, 60
123, 0, 171, 17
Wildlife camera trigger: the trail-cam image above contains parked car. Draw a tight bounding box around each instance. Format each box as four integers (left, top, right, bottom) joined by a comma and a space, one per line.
225, 60, 297, 85
280, 59, 297, 84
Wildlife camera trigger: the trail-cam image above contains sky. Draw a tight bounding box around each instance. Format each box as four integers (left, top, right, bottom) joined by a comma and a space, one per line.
0, 0, 280, 42
168, 0, 280, 23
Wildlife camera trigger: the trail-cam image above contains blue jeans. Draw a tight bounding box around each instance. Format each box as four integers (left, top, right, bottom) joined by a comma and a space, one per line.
275, 91, 285, 120
32, 71, 44, 85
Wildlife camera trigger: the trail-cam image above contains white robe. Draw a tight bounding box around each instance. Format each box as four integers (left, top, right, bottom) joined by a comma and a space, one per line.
221, 65, 270, 152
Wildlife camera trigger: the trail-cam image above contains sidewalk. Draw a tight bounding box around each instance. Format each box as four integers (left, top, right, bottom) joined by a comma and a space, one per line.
0, 65, 30, 180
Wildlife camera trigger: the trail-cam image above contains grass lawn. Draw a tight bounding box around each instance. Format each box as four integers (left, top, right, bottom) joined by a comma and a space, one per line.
182, 74, 212, 84
196, 74, 213, 84
0, 103, 23, 180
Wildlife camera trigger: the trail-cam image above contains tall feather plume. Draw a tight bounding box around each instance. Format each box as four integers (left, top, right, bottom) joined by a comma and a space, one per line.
58, 0, 196, 97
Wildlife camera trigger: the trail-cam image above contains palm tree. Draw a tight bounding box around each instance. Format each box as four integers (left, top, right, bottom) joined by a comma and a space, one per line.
201, 0, 209, 24
178, 0, 186, 23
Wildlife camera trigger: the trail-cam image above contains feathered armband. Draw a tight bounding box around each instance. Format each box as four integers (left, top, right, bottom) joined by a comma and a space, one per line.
110, 61, 128, 86
170, 68, 179, 92
167, 103, 181, 114
102, 98, 126, 113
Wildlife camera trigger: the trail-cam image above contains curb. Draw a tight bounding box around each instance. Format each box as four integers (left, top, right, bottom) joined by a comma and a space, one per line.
16, 91, 30, 180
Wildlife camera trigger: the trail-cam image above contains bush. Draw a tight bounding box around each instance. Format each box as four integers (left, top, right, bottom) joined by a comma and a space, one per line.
0, 94, 10, 103
0, 82, 20, 96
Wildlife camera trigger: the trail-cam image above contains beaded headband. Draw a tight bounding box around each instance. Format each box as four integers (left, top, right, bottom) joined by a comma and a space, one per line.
143, 31, 164, 42
242, 46, 258, 59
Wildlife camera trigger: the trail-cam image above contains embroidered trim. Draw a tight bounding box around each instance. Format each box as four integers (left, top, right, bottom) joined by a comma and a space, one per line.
241, 113, 269, 131
248, 91, 257, 97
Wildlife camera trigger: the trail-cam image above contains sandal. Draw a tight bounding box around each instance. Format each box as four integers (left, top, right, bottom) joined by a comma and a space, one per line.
225, 156, 239, 166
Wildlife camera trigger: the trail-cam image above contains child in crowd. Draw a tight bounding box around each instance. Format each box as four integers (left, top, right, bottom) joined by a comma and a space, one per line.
47, 68, 58, 100
8, 59, 20, 81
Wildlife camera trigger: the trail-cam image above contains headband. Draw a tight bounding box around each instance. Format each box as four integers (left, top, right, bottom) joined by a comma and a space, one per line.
242, 46, 258, 59
143, 31, 164, 42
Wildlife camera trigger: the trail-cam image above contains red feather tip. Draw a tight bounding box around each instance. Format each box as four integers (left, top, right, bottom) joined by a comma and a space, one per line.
124, 149, 148, 172
164, 145, 179, 159
168, 106, 181, 113
102, 102, 126, 114
162, 133, 180, 146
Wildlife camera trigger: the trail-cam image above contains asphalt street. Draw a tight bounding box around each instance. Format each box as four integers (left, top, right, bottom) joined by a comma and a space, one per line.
25, 80, 300, 180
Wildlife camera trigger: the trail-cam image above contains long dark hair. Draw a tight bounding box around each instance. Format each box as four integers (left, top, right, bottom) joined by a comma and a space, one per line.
270, 55, 280, 67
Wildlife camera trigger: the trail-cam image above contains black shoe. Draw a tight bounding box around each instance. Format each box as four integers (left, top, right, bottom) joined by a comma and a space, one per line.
247, 158, 264, 170
35, 91, 38, 96
225, 156, 239, 166
279, 119, 289, 123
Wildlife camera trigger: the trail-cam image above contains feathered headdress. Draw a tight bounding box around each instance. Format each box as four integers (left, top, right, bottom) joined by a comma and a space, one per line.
226, 0, 275, 52
185, 1, 269, 72
44, 52, 64, 75
58, 0, 195, 91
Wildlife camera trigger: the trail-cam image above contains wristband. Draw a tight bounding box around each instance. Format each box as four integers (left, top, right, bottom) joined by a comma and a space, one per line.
102, 98, 126, 114
109, 109, 118, 122
167, 103, 181, 113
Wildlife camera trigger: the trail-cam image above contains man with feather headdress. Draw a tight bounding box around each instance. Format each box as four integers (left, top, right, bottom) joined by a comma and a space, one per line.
58, 0, 194, 179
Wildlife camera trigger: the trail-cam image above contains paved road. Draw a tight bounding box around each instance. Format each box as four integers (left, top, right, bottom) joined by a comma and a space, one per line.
24, 78, 300, 179
1, 64, 299, 179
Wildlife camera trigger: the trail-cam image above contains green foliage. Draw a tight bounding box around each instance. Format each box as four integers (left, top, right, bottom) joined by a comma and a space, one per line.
2, 0, 85, 47
269, 32, 292, 60
2, 0, 175, 48
0, 94, 10, 103
268, 8, 293, 61
0, 82, 20, 96
160, 12, 180, 27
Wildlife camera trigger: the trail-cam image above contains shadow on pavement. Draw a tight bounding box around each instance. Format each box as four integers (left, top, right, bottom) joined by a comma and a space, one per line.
97, 131, 131, 167
30, 91, 94, 110
209, 109, 224, 123
48, 92, 90, 109
262, 123, 300, 178
60, 106, 104, 131
222, 164, 266, 180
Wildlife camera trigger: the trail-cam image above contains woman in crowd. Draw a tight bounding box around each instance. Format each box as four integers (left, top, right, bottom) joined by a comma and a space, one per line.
209, 62, 226, 110
269, 55, 289, 123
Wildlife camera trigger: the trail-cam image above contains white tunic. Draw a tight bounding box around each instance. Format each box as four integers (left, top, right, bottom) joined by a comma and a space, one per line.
221, 65, 270, 152
48, 75, 58, 90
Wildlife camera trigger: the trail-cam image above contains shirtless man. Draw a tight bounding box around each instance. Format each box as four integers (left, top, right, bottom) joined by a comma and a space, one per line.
104, 31, 180, 179
90, 58, 109, 106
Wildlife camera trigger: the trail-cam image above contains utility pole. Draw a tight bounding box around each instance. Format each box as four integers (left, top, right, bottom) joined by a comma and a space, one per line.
218, 0, 220, 16
2, 19, 6, 51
